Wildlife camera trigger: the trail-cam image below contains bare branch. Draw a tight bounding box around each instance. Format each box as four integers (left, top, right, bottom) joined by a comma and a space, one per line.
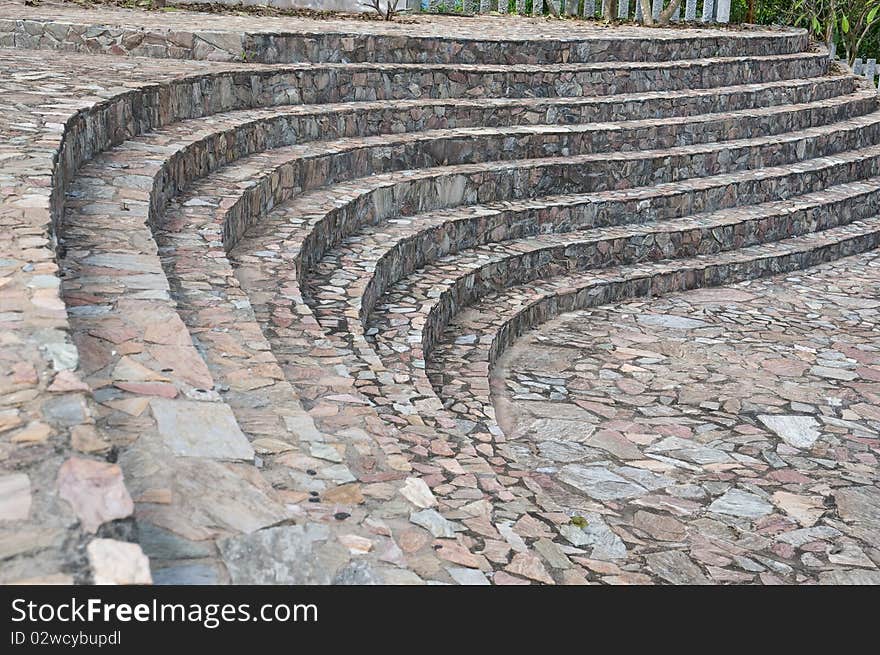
638, 0, 654, 26
657, 0, 683, 25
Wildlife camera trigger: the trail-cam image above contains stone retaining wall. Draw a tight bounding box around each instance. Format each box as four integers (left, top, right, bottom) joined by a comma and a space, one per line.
0, 15, 808, 63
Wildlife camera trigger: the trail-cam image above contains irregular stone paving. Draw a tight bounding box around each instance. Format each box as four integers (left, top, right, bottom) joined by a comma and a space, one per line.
304, 84, 873, 315
0, 48, 262, 585
475, 252, 880, 585
324, 171, 880, 356
2, 2, 878, 585
53, 56, 858, 583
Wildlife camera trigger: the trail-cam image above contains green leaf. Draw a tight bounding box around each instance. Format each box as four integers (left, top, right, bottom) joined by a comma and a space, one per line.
842, 15, 850, 34
869, 6, 879, 24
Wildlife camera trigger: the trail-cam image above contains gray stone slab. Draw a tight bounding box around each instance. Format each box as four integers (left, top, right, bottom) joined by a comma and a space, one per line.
218, 525, 349, 585
646, 550, 711, 585
707, 488, 773, 518
150, 398, 254, 461
758, 414, 821, 449
558, 464, 647, 501
818, 569, 880, 585
637, 313, 709, 330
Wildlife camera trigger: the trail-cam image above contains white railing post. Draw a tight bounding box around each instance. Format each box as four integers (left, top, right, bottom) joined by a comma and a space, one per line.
866, 58, 877, 86
516, 0, 526, 14
716, 0, 731, 22
853, 57, 864, 75
583, 0, 596, 17
684, 0, 697, 20
651, 0, 662, 20
617, 0, 629, 19
635, 0, 643, 21
701, 0, 714, 22
533, 0, 542, 15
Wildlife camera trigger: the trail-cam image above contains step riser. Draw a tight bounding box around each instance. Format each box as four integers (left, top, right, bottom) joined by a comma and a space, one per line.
148, 79, 867, 231
248, 32, 813, 65
5, 20, 811, 64
286, 116, 880, 282
361, 167, 880, 325
422, 227, 880, 437
418, 188, 880, 355
58, 56, 827, 232
177, 55, 832, 110
359, 146, 880, 325
485, 231, 880, 370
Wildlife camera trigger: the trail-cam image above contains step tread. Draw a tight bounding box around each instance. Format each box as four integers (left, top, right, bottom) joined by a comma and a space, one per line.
309, 174, 880, 333
177, 99, 880, 197
412, 217, 880, 433
165, 103, 880, 288
119, 74, 859, 138
108, 76, 863, 156
432, 216, 880, 343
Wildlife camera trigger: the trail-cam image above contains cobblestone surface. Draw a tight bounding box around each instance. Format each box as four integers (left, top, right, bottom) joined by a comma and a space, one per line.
486, 252, 880, 584
1, 1, 877, 585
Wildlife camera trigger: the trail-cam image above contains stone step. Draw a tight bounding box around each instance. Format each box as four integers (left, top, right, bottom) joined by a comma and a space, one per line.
58, 164, 302, 583
3, 13, 811, 64
76, 101, 877, 409
229, 178, 590, 582
313, 175, 880, 365
315, 141, 880, 335
12, 8, 864, 587
55, 57, 853, 585
367, 176, 880, 375
154, 190, 404, 521
59, 154, 489, 584
215, 107, 880, 285
94, 73, 864, 223
420, 217, 880, 436
58, 78, 870, 438
250, 28, 813, 65
114, 52, 838, 107
58, 73, 853, 251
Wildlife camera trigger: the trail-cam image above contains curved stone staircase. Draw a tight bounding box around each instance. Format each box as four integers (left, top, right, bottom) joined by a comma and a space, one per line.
3, 8, 879, 584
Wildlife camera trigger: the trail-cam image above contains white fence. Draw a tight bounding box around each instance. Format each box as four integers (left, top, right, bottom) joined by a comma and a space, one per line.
852, 57, 880, 89
413, 0, 732, 22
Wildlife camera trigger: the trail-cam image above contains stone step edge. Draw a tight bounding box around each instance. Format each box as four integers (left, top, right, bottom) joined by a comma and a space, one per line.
215, 105, 880, 295
123, 77, 867, 244
226, 186, 631, 586
112, 73, 864, 159
163, 98, 880, 301
182, 110, 880, 370
155, 206, 392, 494
60, 75, 868, 426
67, 78, 860, 466
309, 121, 880, 331
60, 46, 840, 560
425, 219, 880, 438
69, 66, 850, 285
376, 175, 880, 362
352, 149, 880, 326
1, 18, 810, 64
316, 172, 880, 363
